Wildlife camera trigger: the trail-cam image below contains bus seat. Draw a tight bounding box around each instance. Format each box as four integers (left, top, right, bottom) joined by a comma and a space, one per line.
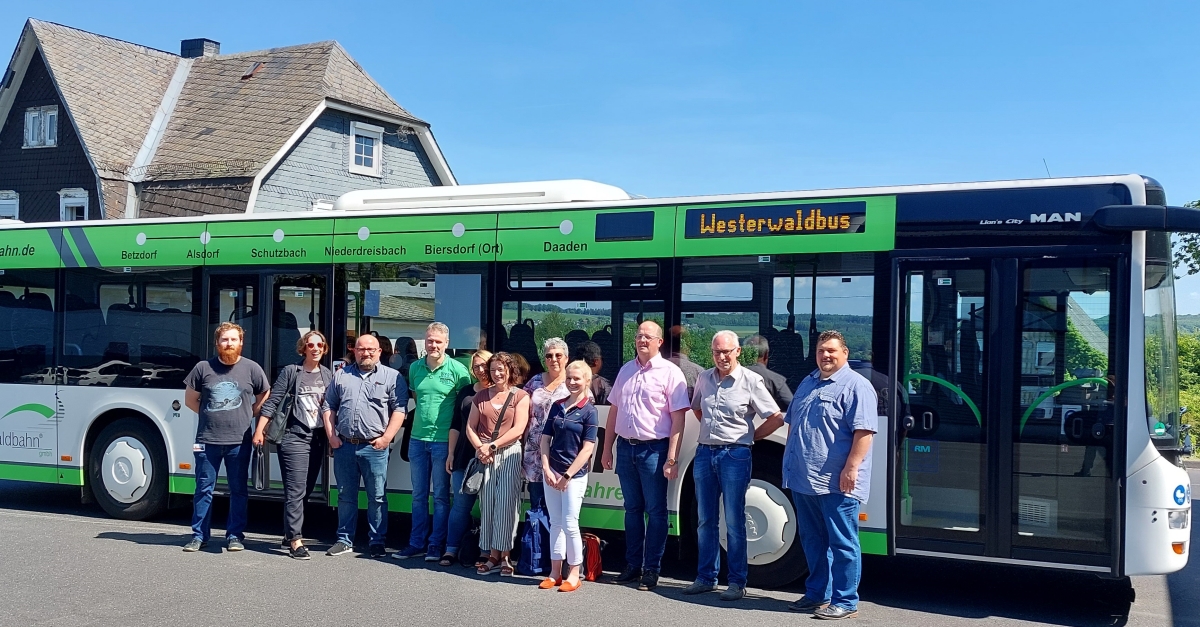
504, 318, 541, 377
767, 328, 806, 391
590, 325, 618, 384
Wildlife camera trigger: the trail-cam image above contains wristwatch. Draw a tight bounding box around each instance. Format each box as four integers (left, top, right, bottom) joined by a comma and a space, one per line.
665, 458, 677, 467
489, 442, 498, 452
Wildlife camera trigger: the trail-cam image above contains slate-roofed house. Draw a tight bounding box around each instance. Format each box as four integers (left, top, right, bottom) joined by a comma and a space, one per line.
0, 19, 455, 222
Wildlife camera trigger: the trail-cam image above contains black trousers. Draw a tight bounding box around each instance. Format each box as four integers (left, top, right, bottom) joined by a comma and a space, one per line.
278, 426, 327, 541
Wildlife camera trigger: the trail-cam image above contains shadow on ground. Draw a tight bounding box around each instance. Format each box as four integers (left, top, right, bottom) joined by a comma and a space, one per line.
0, 480, 1157, 625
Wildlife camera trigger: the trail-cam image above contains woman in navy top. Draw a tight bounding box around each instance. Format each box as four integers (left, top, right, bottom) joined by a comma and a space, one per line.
538, 360, 598, 592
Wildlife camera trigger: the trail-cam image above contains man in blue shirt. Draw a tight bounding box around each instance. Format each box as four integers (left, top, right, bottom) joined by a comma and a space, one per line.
321, 334, 408, 558
760, 330, 877, 620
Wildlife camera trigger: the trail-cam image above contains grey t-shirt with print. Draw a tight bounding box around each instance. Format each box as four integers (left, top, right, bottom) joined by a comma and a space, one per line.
184, 357, 269, 446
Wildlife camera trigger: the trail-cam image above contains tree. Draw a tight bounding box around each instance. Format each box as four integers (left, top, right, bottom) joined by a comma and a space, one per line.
1174, 201, 1200, 274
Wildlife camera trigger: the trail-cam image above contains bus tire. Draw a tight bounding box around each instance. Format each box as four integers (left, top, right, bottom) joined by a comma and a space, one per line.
741, 452, 808, 588
89, 418, 167, 520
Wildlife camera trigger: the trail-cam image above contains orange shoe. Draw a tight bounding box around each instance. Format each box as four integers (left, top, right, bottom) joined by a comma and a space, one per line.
539, 577, 562, 589
558, 579, 582, 592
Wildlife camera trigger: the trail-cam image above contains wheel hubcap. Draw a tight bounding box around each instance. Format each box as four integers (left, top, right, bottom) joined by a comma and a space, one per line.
719, 479, 796, 565
101, 437, 151, 504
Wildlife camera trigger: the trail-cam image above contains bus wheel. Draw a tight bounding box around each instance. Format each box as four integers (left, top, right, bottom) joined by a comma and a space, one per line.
736, 460, 808, 588
89, 419, 167, 520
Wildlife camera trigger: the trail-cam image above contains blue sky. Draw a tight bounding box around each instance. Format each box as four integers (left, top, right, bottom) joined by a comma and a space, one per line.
4, 1, 1200, 310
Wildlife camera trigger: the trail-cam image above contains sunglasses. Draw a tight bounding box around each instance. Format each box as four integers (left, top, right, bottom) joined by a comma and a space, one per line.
306, 342, 325, 348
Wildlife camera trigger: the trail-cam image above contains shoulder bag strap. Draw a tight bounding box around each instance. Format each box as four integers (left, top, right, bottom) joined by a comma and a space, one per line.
491, 391, 516, 442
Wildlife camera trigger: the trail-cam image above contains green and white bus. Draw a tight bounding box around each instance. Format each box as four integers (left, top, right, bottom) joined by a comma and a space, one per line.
0, 174, 1191, 583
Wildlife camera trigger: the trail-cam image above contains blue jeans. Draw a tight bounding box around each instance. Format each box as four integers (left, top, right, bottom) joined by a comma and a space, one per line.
191, 439, 252, 542
615, 437, 669, 573
793, 491, 862, 611
407, 439, 450, 554
446, 467, 478, 555
334, 442, 390, 547
694, 444, 753, 586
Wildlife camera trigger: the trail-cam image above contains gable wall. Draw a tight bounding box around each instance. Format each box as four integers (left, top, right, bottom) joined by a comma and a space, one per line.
0, 49, 100, 222
254, 109, 442, 213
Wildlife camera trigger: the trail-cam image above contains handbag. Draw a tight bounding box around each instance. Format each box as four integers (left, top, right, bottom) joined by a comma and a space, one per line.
460, 390, 516, 496
265, 366, 299, 445
252, 444, 269, 491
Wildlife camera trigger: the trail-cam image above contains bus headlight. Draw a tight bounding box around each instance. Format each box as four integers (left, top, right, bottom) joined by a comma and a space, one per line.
1168, 509, 1190, 530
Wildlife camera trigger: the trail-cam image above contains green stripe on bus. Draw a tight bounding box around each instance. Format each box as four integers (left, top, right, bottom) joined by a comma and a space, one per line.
0, 461, 59, 483
860, 530, 887, 555
58, 467, 84, 485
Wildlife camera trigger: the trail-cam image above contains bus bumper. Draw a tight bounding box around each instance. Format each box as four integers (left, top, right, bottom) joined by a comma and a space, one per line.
1124, 455, 1191, 575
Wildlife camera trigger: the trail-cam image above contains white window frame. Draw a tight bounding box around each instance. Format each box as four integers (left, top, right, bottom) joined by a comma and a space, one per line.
23, 105, 58, 148
58, 188, 88, 222
349, 121, 384, 177
0, 191, 18, 220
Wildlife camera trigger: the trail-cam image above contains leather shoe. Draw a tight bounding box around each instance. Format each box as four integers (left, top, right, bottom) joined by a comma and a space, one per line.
637, 571, 659, 591
612, 566, 641, 584
788, 596, 830, 612
813, 605, 858, 620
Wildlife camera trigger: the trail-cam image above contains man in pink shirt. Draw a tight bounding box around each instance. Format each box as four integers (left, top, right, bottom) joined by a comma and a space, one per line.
600, 320, 690, 591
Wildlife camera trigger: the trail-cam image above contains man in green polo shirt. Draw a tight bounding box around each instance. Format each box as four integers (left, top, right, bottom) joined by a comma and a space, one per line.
394, 321, 473, 561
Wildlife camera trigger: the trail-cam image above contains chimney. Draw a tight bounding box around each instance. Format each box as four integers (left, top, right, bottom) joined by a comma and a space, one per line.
180, 38, 220, 58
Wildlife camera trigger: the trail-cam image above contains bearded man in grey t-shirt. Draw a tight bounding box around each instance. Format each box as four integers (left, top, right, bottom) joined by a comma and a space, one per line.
181, 322, 269, 553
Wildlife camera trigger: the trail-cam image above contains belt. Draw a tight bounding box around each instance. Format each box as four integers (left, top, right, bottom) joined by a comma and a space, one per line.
699, 442, 752, 449
619, 436, 668, 445
339, 435, 379, 445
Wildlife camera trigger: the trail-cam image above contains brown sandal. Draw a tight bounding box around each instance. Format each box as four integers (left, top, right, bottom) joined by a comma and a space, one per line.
500, 560, 515, 577
477, 557, 501, 576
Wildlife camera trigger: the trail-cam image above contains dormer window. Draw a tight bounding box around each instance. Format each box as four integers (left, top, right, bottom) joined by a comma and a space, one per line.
24, 105, 58, 148
349, 121, 383, 177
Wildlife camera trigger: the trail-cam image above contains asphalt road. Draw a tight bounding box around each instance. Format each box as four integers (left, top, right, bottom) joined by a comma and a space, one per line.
1, 474, 1199, 627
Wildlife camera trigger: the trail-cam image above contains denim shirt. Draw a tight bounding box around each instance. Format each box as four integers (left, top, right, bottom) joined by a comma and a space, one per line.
322, 363, 408, 439
782, 364, 878, 503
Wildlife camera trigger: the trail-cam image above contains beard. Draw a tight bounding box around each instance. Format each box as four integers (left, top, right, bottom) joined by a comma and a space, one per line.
217, 344, 242, 364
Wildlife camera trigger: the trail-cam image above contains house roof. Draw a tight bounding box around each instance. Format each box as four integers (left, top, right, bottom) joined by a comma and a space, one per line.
4, 20, 431, 185
148, 40, 425, 181
27, 19, 179, 176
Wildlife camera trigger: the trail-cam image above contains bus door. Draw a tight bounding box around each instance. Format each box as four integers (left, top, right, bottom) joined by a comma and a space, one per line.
893, 256, 1120, 571
893, 260, 990, 555
206, 270, 332, 500
260, 271, 331, 499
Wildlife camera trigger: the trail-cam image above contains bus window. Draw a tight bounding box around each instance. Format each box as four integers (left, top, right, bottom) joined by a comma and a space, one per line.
0, 270, 56, 384
682, 254, 876, 393
340, 263, 486, 382
63, 268, 202, 388
1013, 262, 1114, 554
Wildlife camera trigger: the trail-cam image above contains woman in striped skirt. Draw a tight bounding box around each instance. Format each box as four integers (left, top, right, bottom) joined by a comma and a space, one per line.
466, 352, 530, 576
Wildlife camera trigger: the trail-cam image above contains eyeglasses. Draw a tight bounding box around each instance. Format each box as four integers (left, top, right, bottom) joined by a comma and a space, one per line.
355, 348, 380, 354
306, 342, 325, 349
634, 333, 660, 341
544, 353, 566, 360
712, 348, 737, 357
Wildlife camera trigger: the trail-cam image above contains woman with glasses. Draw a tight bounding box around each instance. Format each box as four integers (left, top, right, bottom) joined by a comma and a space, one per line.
522, 337, 570, 512
252, 330, 333, 559
440, 349, 493, 566
466, 352, 530, 576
